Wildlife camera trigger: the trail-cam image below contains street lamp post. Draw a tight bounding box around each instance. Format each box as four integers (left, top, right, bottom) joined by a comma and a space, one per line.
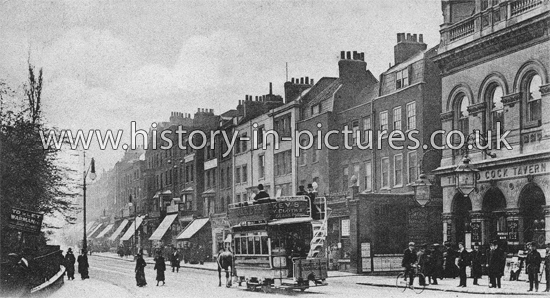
454, 130, 496, 196
82, 153, 96, 254
129, 195, 137, 256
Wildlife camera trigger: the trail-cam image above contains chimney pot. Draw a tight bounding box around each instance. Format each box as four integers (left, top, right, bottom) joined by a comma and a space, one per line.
346, 51, 351, 60
341, 51, 345, 59
419, 34, 424, 43
305, 76, 309, 84
197, 108, 200, 112
413, 34, 417, 42
397, 33, 401, 43
300, 77, 304, 84
361, 52, 365, 61
269, 82, 273, 95
353, 51, 358, 59
407, 33, 411, 41
310, 79, 314, 85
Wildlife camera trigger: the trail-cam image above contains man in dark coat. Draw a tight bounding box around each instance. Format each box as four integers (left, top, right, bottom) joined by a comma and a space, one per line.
457, 242, 470, 287
431, 243, 444, 285
253, 184, 271, 204
470, 243, 483, 285
526, 241, 542, 292
77, 250, 89, 280
443, 242, 458, 278
416, 244, 428, 286
64, 248, 76, 280
486, 240, 505, 288
402, 242, 417, 285
544, 243, 550, 292
154, 254, 166, 286
170, 248, 181, 273
135, 253, 147, 287
307, 184, 319, 219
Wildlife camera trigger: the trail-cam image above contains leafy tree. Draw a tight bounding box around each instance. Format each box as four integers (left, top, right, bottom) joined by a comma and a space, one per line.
0, 64, 79, 259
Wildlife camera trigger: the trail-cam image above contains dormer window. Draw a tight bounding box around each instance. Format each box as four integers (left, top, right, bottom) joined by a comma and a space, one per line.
396, 68, 409, 89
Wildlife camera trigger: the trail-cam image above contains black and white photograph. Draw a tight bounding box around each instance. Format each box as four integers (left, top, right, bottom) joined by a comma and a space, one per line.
0, 0, 549, 297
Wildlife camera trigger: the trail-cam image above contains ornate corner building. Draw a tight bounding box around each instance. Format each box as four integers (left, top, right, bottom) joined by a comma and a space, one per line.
432, 0, 550, 250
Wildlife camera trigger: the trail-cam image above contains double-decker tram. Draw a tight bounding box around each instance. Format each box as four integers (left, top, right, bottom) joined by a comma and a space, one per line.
227, 195, 329, 293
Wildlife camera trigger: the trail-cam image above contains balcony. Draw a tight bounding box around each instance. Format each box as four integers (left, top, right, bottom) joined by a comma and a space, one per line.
441, 0, 547, 51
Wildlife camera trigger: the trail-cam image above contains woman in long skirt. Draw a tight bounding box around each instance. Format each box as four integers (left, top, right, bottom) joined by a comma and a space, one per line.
135, 254, 147, 287
154, 255, 166, 286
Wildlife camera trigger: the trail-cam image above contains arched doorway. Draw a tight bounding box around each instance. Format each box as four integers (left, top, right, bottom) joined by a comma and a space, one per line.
452, 193, 472, 244
482, 187, 507, 242
519, 183, 546, 246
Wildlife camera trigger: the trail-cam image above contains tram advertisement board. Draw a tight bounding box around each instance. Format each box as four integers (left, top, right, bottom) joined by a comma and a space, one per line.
9, 207, 44, 235
227, 199, 310, 225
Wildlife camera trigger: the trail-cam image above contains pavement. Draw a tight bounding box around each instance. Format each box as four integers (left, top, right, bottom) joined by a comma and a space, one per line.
93, 252, 548, 295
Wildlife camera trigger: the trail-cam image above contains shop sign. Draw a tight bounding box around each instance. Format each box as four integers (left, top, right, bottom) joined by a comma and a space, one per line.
227, 199, 310, 226
471, 222, 481, 242
478, 162, 548, 182
9, 208, 44, 235
507, 220, 519, 241
341, 219, 350, 237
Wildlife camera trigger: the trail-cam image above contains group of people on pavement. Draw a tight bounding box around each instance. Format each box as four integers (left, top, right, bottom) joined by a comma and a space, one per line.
134, 247, 186, 287
402, 240, 550, 292
63, 248, 89, 280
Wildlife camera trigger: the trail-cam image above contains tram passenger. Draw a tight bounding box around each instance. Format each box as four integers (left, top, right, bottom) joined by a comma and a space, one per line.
307, 184, 318, 219
253, 184, 272, 204
296, 185, 307, 195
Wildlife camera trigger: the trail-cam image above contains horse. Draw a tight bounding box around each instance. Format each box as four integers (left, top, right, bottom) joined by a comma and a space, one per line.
217, 249, 234, 287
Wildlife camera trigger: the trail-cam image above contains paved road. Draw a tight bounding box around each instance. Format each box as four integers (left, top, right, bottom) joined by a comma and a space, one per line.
48, 255, 537, 298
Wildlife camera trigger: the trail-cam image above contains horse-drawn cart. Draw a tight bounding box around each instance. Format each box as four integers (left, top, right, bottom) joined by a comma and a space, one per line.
227, 196, 329, 293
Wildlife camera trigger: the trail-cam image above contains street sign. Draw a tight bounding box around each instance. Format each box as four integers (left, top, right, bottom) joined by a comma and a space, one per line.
8, 207, 44, 235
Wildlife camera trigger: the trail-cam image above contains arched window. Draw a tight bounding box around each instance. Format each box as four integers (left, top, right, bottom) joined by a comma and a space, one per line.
488, 85, 504, 132
456, 94, 470, 135
526, 74, 542, 123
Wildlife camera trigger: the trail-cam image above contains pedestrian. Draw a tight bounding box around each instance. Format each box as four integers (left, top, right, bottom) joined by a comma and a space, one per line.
135, 253, 147, 287
77, 249, 89, 280
154, 253, 166, 286
470, 243, 483, 285
486, 240, 504, 288
64, 248, 76, 280
171, 248, 181, 273
544, 243, 550, 292
416, 244, 428, 286
526, 241, 541, 292
431, 243, 443, 285
401, 242, 417, 286
198, 245, 205, 265
443, 241, 458, 278
456, 242, 470, 287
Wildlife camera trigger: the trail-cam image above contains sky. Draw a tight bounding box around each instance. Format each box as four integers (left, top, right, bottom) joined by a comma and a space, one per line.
0, 0, 443, 174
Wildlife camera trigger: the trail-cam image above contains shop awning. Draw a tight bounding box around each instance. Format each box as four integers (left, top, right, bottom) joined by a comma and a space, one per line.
88, 223, 104, 238
85, 221, 97, 234
176, 218, 209, 240
224, 234, 232, 243
95, 224, 114, 238
108, 219, 129, 241
267, 217, 311, 226
149, 214, 178, 241
181, 187, 193, 193
153, 191, 161, 199
120, 216, 145, 241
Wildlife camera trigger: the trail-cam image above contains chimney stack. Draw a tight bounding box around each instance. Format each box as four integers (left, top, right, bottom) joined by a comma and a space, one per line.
394, 32, 427, 65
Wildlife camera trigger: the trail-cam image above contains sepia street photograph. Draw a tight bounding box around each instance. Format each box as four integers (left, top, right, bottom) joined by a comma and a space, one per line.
0, 0, 549, 297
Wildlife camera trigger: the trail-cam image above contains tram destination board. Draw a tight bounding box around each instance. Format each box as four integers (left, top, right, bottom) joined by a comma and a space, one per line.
227, 199, 310, 226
